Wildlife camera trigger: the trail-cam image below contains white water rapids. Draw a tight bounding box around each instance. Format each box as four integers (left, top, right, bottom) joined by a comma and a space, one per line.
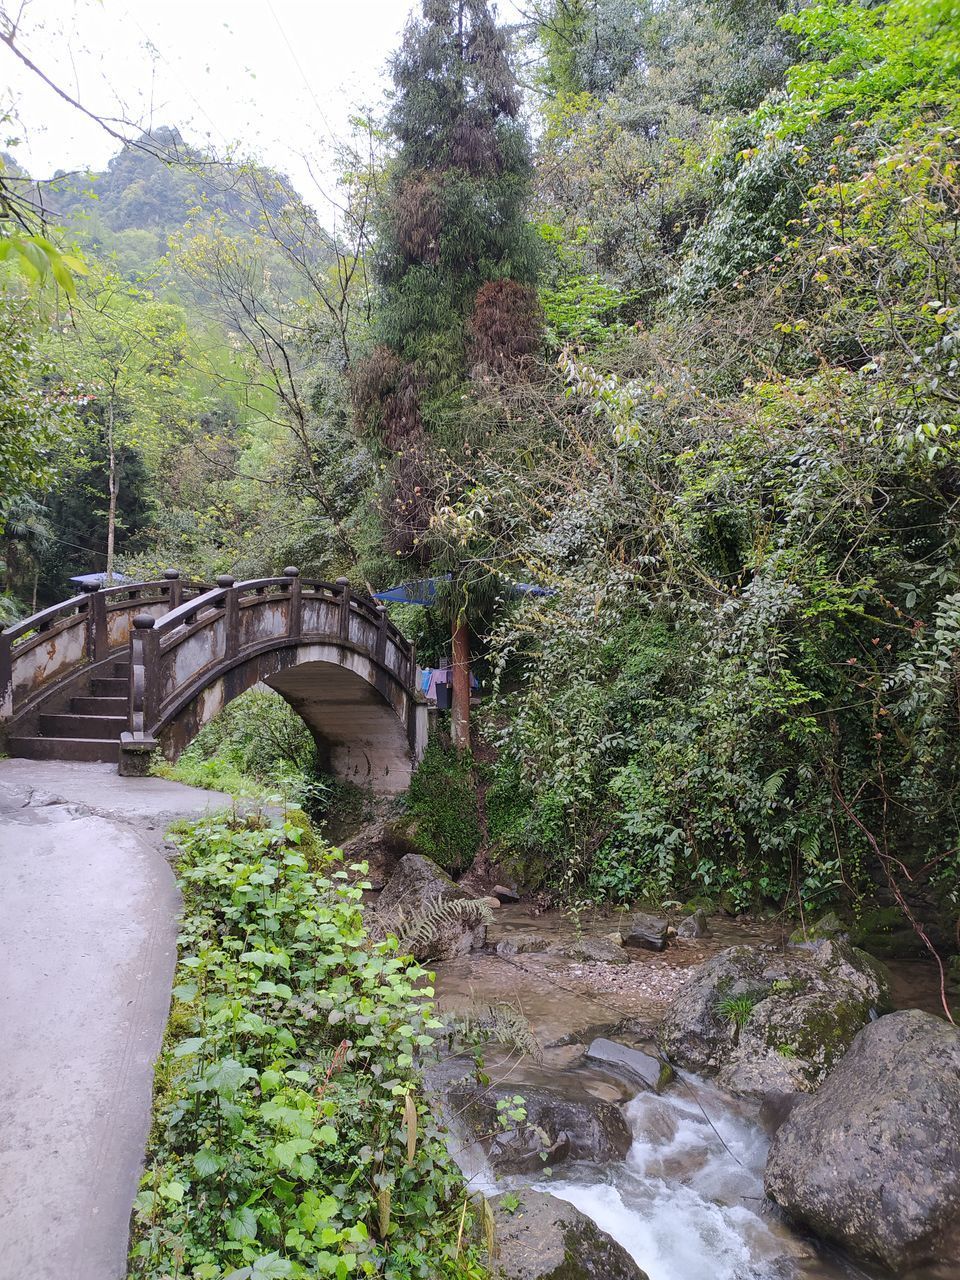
494, 1073, 878, 1280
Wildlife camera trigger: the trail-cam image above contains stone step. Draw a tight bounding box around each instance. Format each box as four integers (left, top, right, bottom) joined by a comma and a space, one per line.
90, 677, 128, 698
39, 713, 127, 741
112, 661, 129, 677
70, 696, 128, 716
6, 736, 121, 763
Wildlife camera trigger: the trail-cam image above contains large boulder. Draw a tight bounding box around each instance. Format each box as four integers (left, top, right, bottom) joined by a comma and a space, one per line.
656, 941, 891, 1095
489, 1190, 648, 1280
448, 1080, 632, 1175
765, 1010, 960, 1273
376, 852, 487, 959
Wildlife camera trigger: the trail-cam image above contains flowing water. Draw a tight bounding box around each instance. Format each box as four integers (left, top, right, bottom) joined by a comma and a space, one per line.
524, 1074, 879, 1280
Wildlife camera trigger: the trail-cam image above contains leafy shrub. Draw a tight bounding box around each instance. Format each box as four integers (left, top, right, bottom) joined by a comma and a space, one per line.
403, 740, 482, 875
129, 813, 485, 1280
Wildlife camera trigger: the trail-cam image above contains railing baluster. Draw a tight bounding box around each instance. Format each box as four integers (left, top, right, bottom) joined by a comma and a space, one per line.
336, 577, 351, 643
163, 568, 182, 610
0, 631, 12, 719
284, 567, 302, 641
217, 576, 238, 659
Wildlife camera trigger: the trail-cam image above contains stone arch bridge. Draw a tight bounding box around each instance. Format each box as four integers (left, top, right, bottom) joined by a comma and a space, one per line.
0, 571, 428, 793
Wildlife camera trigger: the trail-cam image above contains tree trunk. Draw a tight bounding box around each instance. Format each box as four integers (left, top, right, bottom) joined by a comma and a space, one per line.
451, 613, 471, 753
105, 400, 118, 585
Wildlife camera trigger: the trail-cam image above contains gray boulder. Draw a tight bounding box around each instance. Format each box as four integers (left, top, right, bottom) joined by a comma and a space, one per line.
497, 932, 551, 958
656, 941, 891, 1095
622, 912, 668, 951
376, 852, 487, 959
677, 908, 709, 940
548, 937, 630, 966
584, 1038, 674, 1092
490, 1190, 648, 1280
448, 1080, 632, 1175
765, 1010, 960, 1273
337, 816, 410, 889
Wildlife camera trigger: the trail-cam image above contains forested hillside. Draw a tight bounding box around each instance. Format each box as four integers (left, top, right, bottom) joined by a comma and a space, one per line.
3, 0, 959, 931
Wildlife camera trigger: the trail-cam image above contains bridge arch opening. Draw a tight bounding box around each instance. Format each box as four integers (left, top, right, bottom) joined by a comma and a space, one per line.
158, 642, 423, 795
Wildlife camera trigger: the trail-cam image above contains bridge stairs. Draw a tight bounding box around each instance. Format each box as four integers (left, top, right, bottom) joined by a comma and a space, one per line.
7, 655, 131, 763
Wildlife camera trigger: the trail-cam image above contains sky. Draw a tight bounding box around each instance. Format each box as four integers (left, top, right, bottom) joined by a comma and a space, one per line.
2, 0, 526, 209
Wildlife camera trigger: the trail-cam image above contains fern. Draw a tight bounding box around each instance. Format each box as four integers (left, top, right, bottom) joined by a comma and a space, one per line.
440, 999, 544, 1063
391, 896, 493, 956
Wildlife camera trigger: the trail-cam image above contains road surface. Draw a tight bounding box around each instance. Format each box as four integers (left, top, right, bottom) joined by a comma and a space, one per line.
0, 760, 235, 1280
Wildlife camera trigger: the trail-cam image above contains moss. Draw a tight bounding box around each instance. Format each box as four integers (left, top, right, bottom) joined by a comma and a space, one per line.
851, 907, 928, 959
762, 992, 875, 1083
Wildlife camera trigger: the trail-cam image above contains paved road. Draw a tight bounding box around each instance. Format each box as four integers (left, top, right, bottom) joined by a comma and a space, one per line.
0, 761, 235, 1280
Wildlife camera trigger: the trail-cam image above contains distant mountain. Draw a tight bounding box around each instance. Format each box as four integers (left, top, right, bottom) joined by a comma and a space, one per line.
43, 126, 301, 278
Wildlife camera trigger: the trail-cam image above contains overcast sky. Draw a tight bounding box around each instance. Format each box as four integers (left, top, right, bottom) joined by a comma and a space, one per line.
2, 0, 525, 207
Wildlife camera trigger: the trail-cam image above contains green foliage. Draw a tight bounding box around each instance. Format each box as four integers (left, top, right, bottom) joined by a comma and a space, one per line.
404, 740, 482, 875
129, 813, 486, 1280
460, 0, 960, 934
0, 293, 76, 514
716, 992, 761, 1028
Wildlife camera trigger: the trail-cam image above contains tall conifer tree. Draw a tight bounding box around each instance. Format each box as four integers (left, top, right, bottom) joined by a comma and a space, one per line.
355, 0, 541, 747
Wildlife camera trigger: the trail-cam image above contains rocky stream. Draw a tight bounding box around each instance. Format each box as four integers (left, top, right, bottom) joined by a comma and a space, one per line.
348, 834, 960, 1280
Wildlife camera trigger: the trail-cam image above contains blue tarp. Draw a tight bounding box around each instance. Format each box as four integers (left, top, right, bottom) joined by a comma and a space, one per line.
373, 575, 552, 605
69, 572, 134, 588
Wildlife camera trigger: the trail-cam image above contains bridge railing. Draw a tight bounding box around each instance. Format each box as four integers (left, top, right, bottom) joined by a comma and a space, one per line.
125, 569, 417, 750
0, 572, 208, 723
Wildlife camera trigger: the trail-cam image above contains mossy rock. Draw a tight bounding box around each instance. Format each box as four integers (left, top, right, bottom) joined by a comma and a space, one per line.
658, 941, 892, 1097
789, 911, 847, 944
682, 895, 716, 916
850, 907, 928, 959
283, 807, 325, 869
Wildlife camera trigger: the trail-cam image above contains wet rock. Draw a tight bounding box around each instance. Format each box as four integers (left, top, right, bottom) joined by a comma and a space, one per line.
548, 936, 630, 966
656, 941, 891, 1095
448, 1080, 632, 1174
758, 1090, 803, 1136
497, 931, 551, 957
490, 1190, 649, 1280
765, 1010, 960, 1273
622, 912, 668, 952
677, 908, 708, 940
584, 1038, 674, 1093
492, 883, 520, 903
376, 853, 487, 958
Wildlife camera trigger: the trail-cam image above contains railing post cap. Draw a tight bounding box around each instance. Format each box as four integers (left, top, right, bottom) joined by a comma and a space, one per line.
216, 574, 236, 588
283, 566, 300, 578
132, 613, 156, 630
162, 568, 180, 580
79, 581, 100, 594
336, 576, 350, 587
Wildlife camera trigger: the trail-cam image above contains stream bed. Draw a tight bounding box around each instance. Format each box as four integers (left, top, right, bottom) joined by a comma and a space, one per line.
431, 904, 939, 1279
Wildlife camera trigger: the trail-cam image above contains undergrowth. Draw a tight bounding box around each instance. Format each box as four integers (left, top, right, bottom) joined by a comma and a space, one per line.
128, 812, 486, 1280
